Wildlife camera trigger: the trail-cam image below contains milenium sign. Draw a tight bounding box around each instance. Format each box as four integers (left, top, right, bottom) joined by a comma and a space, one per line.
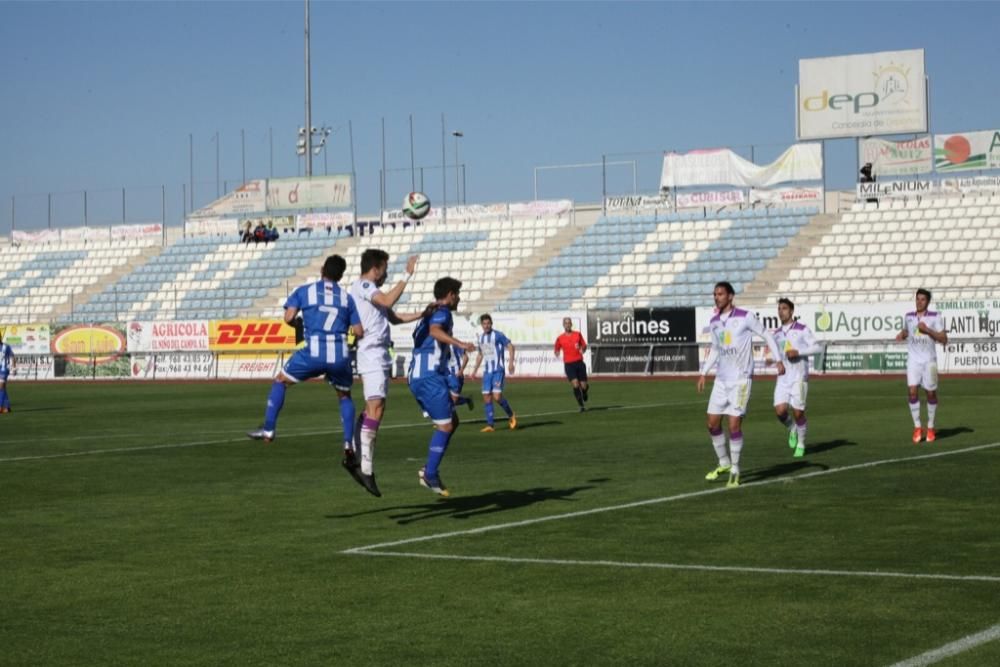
797, 49, 927, 140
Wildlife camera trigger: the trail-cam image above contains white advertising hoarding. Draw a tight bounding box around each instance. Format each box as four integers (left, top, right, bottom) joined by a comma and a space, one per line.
266, 175, 352, 211
933, 130, 1000, 172
798, 49, 927, 140
860, 136, 933, 176
660, 144, 822, 189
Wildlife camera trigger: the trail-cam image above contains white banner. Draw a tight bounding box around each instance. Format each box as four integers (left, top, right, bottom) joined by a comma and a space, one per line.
750, 186, 824, 205
126, 320, 210, 352
508, 199, 574, 217
934, 130, 1000, 172
266, 175, 352, 211
12, 229, 60, 244
940, 176, 1000, 194
216, 353, 284, 379
856, 180, 935, 200
190, 179, 267, 218
605, 194, 672, 212
798, 49, 927, 140
130, 353, 216, 379
296, 212, 355, 230
660, 144, 822, 189
110, 223, 163, 240
60, 226, 112, 243
860, 136, 933, 176
675, 190, 745, 208
185, 217, 237, 237
0, 323, 51, 355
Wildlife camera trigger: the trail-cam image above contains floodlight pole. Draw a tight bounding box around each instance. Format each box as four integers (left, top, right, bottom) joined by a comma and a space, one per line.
304, 0, 313, 178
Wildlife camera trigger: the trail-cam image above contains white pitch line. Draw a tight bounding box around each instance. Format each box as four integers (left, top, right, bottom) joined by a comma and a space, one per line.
887, 623, 1000, 667
356, 551, 1000, 584
343, 441, 1000, 554
0, 400, 688, 463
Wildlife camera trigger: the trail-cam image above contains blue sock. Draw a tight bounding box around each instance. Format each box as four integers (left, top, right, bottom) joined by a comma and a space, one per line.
425, 429, 452, 477
0, 388, 7, 409
485, 402, 495, 426
498, 398, 513, 417
339, 396, 355, 448
263, 381, 287, 431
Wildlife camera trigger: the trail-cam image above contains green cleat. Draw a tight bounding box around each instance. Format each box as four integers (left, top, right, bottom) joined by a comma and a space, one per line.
726, 472, 740, 488
788, 428, 798, 449
705, 465, 731, 481
793, 445, 805, 458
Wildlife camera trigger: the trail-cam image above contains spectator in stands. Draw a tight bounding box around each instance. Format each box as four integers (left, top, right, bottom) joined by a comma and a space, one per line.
241, 220, 254, 244
0, 329, 16, 413
554, 317, 589, 411
860, 162, 878, 204
265, 220, 279, 243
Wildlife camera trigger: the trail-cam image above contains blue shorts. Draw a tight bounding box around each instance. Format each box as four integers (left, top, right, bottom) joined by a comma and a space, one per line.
410, 374, 453, 424
446, 374, 464, 396
482, 369, 506, 394
281, 349, 353, 390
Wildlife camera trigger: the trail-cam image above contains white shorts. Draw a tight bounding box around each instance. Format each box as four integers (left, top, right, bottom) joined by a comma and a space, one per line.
707, 378, 752, 417
907, 360, 938, 391
773, 375, 808, 411
359, 366, 390, 401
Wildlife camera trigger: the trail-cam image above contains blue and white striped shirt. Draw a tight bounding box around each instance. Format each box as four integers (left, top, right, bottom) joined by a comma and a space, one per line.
284, 280, 360, 364
0, 343, 12, 374
478, 330, 511, 374
409, 306, 453, 379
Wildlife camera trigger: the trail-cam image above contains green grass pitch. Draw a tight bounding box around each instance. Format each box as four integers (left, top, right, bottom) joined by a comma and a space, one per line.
1, 377, 999, 666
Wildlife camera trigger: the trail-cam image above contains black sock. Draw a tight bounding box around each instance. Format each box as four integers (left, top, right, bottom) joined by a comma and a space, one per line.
573, 386, 584, 407
581, 385, 589, 401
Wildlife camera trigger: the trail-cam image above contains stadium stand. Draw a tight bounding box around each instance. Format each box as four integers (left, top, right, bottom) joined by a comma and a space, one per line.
763, 194, 1000, 303
499, 206, 818, 311
0, 238, 157, 322
65, 233, 348, 322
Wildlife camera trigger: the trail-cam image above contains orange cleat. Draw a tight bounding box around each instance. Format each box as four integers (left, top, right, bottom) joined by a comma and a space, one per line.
912, 427, 923, 443
926, 428, 936, 443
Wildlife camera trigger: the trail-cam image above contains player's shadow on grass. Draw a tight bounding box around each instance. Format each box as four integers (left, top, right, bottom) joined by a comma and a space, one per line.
328, 481, 604, 525
931, 426, 974, 440
740, 460, 829, 483
2, 406, 66, 413
804, 438, 857, 455
508, 420, 562, 431
579, 405, 623, 412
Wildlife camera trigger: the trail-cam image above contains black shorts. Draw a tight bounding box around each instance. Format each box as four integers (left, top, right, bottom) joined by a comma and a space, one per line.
564, 360, 588, 383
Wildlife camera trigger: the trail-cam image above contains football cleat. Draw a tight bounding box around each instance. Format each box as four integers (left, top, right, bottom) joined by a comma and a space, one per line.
509, 414, 518, 430
793, 445, 805, 458
788, 428, 798, 449
357, 471, 382, 498
705, 465, 731, 481
926, 428, 936, 443
467, 397, 475, 412
247, 427, 275, 443
341, 449, 366, 486
418, 467, 450, 497
480, 425, 495, 433
912, 427, 923, 443
579, 406, 586, 413
726, 473, 741, 488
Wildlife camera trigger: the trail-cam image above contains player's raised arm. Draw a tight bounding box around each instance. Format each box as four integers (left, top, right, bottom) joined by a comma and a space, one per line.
371, 254, 419, 309
787, 327, 823, 359
429, 323, 475, 352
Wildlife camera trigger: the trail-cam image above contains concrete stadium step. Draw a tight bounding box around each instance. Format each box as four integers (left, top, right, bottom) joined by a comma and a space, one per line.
741, 212, 838, 302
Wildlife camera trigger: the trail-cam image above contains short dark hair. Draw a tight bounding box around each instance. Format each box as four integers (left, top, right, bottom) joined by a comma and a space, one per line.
434, 276, 462, 300
360, 248, 390, 274
479, 313, 493, 324
714, 281, 735, 295
322, 255, 347, 281
916, 288, 932, 302
777, 297, 795, 311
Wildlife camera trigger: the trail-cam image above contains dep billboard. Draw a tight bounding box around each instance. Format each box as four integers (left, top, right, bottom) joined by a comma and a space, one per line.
798, 49, 927, 140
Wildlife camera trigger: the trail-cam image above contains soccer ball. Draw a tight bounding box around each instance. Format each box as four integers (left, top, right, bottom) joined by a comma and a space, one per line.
402, 192, 431, 220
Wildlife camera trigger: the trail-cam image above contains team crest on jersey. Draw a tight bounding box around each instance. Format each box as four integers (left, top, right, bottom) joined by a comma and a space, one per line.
362, 282, 370, 289
718, 330, 732, 346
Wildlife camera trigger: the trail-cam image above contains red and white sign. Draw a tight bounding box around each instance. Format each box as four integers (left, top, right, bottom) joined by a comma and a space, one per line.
676, 190, 745, 208
126, 320, 210, 352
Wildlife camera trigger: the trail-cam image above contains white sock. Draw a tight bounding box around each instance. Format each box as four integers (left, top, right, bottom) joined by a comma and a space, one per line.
729, 433, 744, 474
711, 431, 729, 467
909, 400, 921, 428
796, 422, 807, 449
927, 401, 937, 428
360, 427, 377, 475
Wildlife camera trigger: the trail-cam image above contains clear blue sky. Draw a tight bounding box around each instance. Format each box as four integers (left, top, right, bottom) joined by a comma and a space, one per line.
2, 1, 998, 230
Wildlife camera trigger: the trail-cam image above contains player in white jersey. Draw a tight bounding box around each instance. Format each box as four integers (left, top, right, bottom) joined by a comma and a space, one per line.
697, 282, 784, 488
770, 298, 823, 459
349, 248, 428, 487
0, 329, 16, 413
895, 288, 948, 443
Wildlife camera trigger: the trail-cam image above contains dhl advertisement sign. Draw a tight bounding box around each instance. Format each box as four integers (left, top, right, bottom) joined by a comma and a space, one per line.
209, 319, 297, 352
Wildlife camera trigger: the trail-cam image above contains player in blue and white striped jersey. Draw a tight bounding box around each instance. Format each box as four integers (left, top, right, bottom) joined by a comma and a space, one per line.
408, 277, 476, 496
0, 329, 16, 413
469, 313, 517, 431
247, 256, 370, 491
